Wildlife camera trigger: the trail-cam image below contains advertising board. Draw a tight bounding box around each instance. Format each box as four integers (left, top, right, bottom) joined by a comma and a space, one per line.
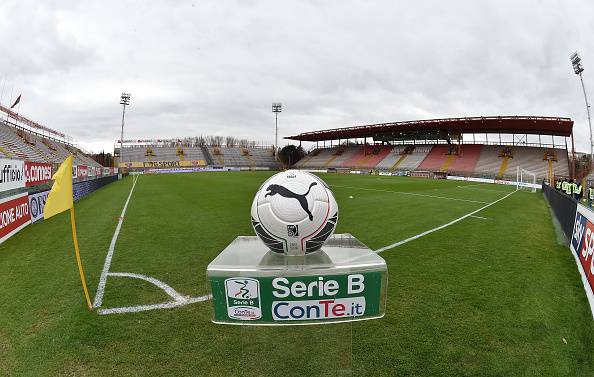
0, 193, 31, 243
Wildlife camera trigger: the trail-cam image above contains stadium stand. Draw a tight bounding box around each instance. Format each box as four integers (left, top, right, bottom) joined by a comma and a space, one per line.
0, 122, 101, 167
342, 145, 392, 169
446, 144, 483, 173
325, 146, 361, 168
416, 145, 450, 172
289, 116, 575, 181
396, 145, 434, 171
296, 143, 570, 180
294, 148, 335, 168
203, 146, 277, 167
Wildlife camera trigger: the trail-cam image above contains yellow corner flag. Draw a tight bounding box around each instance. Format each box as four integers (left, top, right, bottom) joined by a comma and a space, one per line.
44, 155, 93, 311
44, 155, 74, 219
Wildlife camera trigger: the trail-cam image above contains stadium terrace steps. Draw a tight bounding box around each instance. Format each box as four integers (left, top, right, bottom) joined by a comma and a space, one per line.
201, 146, 214, 165
325, 146, 361, 168
497, 157, 510, 178
473, 145, 571, 180
121, 145, 279, 168
202, 146, 278, 167
296, 148, 336, 168
396, 146, 433, 170
417, 145, 450, 171
342, 146, 392, 169
375, 146, 407, 170
446, 144, 483, 173
391, 154, 408, 169
0, 122, 101, 166
417, 144, 483, 173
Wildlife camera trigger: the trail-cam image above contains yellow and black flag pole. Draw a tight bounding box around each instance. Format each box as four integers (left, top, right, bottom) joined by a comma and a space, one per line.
44, 155, 93, 311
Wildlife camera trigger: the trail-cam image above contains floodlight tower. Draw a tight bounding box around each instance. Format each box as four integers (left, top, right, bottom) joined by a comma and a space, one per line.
272, 102, 282, 154
570, 52, 593, 165
119, 92, 131, 166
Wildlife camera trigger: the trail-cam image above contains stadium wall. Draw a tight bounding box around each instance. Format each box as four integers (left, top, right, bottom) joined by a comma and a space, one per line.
543, 184, 594, 318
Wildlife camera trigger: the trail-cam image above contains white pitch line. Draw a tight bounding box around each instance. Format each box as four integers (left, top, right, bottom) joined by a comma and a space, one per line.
470, 215, 489, 220
107, 272, 186, 301
97, 294, 212, 315
93, 174, 139, 308
331, 184, 489, 204
457, 185, 512, 193
375, 190, 516, 253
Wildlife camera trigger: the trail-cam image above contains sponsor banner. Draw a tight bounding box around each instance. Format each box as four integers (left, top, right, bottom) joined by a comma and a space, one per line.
446, 175, 542, 189
146, 167, 209, 174
391, 171, 408, 176
73, 175, 118, 202
77, 165, 88, 178
103, 167, 111, 176
448, 176, 495, 184
410, 171, 431, 178
88, 166, 96, 177
0, 193, 31, 244
24, 162, 52, 187
570, 204, 594, 318
119, 160, 206, 169
28, 190, 49, 223
72, 165, 77, 179
145, 166, 241, 174
0, 158, 25, 192
302, 169, 328, 173
211, 272, 384, 324
378, 172, 391, 176
96, 167, 102, 177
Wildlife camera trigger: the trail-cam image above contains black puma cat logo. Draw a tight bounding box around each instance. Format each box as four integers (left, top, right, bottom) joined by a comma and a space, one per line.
265, 182, 317, 220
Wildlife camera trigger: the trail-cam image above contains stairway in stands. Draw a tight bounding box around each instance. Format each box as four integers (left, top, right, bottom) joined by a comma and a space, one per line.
201, 146, 214, 165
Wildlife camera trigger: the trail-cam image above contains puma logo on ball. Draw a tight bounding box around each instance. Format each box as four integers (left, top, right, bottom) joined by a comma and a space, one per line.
265, 182, 317, 220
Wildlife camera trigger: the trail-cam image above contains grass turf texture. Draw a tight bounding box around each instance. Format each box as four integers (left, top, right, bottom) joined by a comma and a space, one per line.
0, 172, 592, 376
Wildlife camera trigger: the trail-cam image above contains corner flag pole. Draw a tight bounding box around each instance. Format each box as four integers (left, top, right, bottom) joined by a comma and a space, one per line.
70, 206, 93, 311
44, 154, 93, 312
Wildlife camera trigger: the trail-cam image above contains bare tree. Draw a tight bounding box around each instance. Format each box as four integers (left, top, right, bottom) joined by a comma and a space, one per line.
213, 135, 224, 147
225, 136, 237, 147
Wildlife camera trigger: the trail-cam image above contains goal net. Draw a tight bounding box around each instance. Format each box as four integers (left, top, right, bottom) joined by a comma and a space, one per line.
516, 167, 537, 192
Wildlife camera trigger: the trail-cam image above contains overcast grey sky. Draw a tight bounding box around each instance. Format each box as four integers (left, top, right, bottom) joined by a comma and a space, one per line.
0, 0, 593, 153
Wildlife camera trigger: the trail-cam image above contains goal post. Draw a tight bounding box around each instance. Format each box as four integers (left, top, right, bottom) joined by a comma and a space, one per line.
516, 167, 537, 192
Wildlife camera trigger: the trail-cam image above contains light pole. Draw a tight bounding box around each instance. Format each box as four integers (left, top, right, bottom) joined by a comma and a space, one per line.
571, 52, 593, 165
272, 102, 282, 155
119, 93, 131, 166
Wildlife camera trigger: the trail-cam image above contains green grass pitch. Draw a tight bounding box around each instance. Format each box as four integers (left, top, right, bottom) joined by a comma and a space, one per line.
0, 172, 593, 376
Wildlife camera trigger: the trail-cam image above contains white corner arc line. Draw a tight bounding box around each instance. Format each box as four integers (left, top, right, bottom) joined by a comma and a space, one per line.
374, 190, 516, 253
107, 272, 186, 301
331, 184, 489, 204
93, 174, 139, 308
97, 294, 212, 315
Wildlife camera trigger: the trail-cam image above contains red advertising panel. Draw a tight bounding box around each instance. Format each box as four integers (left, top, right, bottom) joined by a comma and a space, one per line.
24, 161, 53, 186
0, 193, 31, 244
77, 165, 89, 178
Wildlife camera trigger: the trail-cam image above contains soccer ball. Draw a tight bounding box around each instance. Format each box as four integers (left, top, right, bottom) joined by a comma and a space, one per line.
251, 170, 338, 255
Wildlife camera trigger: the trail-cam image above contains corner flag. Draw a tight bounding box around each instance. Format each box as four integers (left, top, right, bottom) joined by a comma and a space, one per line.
44, 155, 93, 311
44, 155, 74, 219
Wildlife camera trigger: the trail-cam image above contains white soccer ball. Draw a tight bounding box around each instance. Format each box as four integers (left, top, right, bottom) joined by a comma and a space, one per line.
251, 170, 338, 255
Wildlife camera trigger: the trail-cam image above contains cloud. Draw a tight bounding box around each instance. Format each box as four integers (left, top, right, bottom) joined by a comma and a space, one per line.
0, 0, 593, 153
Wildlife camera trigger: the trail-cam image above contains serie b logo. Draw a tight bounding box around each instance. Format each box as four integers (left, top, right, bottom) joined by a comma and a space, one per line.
224, 278, 262, 320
